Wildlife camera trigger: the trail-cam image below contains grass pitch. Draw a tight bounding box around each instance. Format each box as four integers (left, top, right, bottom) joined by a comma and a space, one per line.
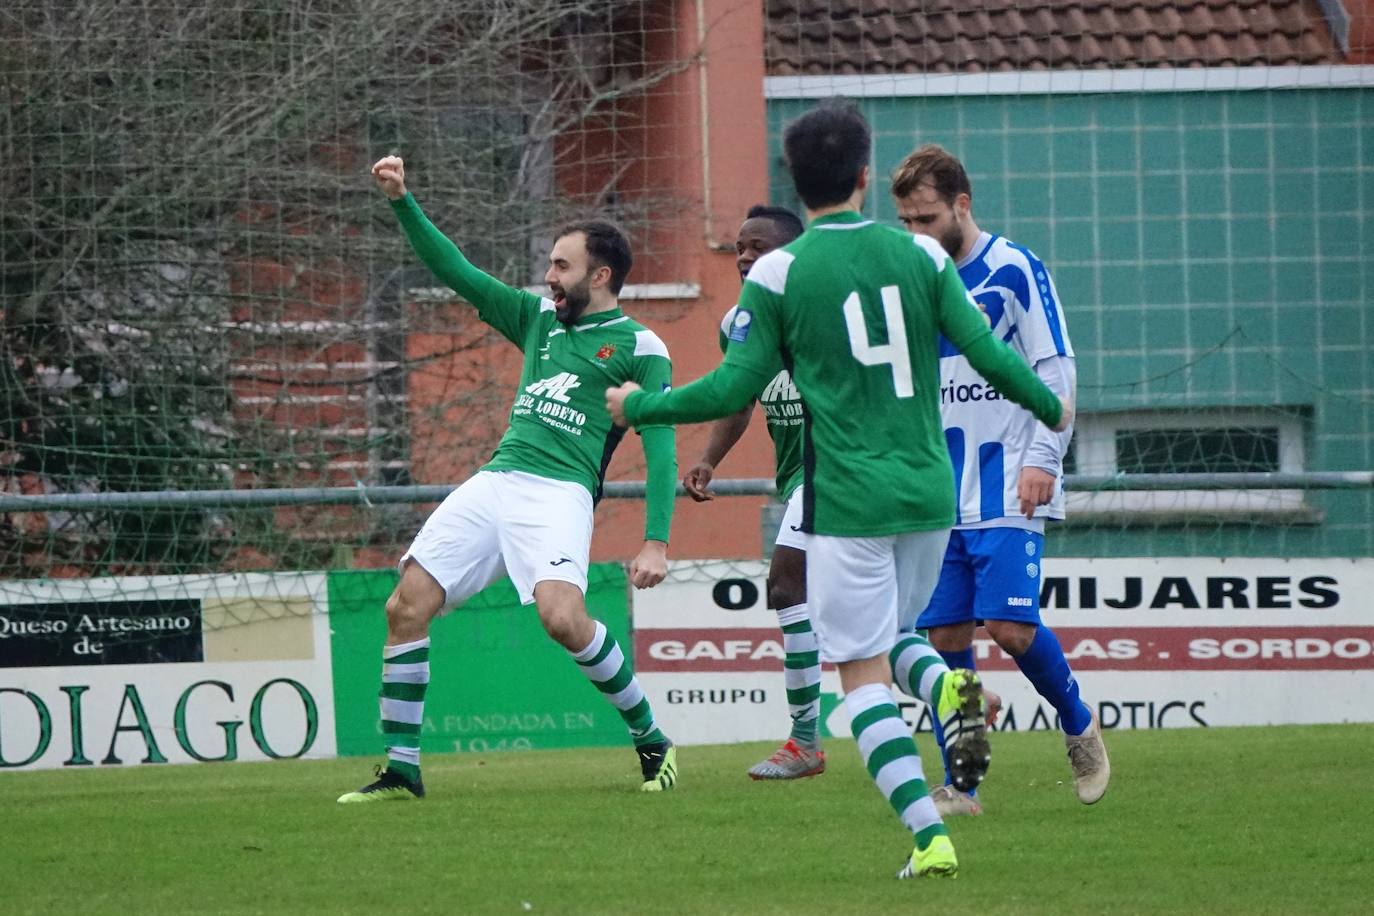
3, 724, 1371, 915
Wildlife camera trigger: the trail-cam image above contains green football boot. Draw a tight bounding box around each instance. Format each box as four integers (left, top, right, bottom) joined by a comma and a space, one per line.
936, 669, 991, 792
896, 834, 959, 879
638, 740, 678, 792
337, 765, 425, 803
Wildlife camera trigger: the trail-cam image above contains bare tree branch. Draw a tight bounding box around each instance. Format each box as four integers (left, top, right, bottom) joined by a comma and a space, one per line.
0, 0, 690, 575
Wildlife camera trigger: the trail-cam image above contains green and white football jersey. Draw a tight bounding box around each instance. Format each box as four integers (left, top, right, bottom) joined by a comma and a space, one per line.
390, 194, 672, 508
720, 212, 1061, 537
481, 301, 672, 502
718, 305, 804, 501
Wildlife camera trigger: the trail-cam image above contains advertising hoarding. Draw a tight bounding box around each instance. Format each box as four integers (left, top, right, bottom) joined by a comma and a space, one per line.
0, 573, 336, 770
633, 558, 1374, 744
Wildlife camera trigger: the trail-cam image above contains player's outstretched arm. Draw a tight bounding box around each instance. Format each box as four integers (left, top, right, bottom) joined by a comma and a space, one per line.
961, 332, 1072, 433
609, 279, 780, 429
372, 156, 409, 199
607, 361, 767, 430
372, 156, 534, 341
683, 404, 755, 501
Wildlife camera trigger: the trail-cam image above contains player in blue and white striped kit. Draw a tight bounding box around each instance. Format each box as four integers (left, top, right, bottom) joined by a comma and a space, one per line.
891, 145, 1109, 815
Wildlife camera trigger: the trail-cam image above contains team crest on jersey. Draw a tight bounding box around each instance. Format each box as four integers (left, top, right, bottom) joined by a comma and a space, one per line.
727, 309, 753, 342
595, 343, 616, 361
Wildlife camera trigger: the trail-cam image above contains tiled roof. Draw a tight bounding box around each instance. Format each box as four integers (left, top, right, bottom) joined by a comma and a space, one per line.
764, 1, 1344, 75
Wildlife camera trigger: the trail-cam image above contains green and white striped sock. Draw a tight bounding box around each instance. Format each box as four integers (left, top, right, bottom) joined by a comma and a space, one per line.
379, 636, 429, 782
778, 604, 821, 747
845, 682, 946, 847
571, 621, 665, 747
890, 632, 952, 707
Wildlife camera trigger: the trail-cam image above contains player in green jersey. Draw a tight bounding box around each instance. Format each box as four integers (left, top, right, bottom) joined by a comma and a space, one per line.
338, 156, 679, 803
682, 204, 826, 780
608, 102, 1071, 878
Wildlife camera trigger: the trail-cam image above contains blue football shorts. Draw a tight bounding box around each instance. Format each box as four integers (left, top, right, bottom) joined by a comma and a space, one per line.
916, 527, 1044, 628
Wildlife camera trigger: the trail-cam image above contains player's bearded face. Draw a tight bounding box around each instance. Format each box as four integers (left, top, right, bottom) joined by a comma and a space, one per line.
546, 232, 597, 324
896, 186, 964, 258
936, 217, 965, 260
552, 272, 593, 324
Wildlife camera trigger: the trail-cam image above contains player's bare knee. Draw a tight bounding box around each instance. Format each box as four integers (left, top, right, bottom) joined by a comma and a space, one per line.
836, 653, 892, 693
534, 584, 594, 650
384, 590, 432, 641
766, 546, 807, 610
385, 560, 444, 641
538, 606, 590, 650
987, 620, 1037, 657
766, 573, 805, 611
928, 623, 975, 654
538, 610, 574, 647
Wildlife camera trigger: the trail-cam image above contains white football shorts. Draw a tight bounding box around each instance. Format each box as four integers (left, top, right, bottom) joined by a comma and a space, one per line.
401, 469, 593, 610
773, 486, 807, 551
805, 528, 951, 662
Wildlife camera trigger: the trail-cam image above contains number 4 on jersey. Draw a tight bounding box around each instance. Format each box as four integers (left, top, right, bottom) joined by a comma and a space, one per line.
843, 285, 913, 398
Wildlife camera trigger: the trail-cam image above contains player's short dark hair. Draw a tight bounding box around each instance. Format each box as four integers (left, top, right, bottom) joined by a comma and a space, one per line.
556, 220, 633, 294
782, 100, 872, 210
745, 204, 805, 242
890, 144, 973, 204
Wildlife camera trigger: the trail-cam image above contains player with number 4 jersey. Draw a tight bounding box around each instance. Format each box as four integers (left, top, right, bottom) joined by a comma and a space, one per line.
609, 101, 1071, 880
627, 202, 1066, 538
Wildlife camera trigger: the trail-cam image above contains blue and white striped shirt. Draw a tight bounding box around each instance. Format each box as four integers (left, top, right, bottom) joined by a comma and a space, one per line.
939, 232, 1075, 528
